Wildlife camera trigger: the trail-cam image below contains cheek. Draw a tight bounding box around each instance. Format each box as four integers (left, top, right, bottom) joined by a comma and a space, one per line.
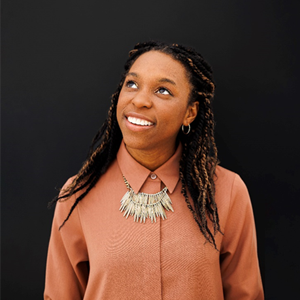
167, 104, 188, 122
116, 91, 126, 112
116, 90, 129, 111
158, 106, 188, 132
116, 99, 123, 126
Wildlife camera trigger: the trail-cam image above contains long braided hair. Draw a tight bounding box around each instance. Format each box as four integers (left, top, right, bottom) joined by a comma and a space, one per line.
50, 41, 222, 248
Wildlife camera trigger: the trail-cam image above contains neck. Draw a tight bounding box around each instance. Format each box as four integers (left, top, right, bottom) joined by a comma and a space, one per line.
125, 144, 177, 171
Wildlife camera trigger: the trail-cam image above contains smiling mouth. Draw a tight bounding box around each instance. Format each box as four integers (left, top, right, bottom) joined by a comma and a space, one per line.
127, 116, 154, 126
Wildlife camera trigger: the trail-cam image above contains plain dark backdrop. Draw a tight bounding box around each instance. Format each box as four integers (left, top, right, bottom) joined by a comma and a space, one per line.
2, 0, 300, 299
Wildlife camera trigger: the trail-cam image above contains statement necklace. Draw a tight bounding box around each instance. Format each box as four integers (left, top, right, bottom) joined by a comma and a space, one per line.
119, 175, 174, 223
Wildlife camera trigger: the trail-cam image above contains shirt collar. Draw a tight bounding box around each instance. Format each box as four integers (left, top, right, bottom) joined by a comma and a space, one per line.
117, 141, 182, 194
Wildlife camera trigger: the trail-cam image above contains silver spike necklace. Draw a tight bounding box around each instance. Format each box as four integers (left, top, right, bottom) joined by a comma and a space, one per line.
119, 175, 174, 223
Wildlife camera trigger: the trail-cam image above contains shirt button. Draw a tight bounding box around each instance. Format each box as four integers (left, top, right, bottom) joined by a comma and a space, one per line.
150, 173, 157, 180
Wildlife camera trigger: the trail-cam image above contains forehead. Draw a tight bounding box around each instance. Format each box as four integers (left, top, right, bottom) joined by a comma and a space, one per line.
128, 51, 190, 84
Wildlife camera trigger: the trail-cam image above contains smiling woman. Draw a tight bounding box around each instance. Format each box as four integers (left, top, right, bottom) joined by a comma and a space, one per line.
44, 41, 264, 300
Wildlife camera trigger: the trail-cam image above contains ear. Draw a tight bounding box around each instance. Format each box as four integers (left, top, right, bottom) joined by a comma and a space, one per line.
183, 101, 199, 126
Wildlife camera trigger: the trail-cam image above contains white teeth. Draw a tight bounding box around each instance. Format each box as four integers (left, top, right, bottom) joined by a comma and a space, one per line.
128, 116, 153, 126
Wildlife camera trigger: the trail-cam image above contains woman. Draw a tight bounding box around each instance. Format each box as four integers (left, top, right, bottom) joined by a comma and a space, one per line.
44, 41, 264, 299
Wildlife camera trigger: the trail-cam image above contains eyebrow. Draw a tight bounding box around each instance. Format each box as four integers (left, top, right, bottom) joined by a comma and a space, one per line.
127, 72, 138, 78
158, 78, 176, 86
127, 72, 176, 86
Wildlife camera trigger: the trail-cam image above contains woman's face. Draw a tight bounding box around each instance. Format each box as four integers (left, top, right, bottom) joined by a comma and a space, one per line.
117, 51, 198, 156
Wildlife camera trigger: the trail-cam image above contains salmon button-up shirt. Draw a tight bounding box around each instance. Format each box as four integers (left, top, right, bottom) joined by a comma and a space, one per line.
44, 141, 264, 299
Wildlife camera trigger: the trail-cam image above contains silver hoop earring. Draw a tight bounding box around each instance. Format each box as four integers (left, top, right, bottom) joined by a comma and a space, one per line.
181, 124, 191, 135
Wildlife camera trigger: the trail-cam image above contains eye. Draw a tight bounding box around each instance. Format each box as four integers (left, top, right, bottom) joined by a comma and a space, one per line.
156, 87, 172, 96
125, 80, 138, 89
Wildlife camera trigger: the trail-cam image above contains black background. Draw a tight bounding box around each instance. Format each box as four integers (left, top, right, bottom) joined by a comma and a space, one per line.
2, 0, 300, 299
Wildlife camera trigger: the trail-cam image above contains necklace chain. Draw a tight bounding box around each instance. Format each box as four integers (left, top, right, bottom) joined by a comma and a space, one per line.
119, 175, 174, 223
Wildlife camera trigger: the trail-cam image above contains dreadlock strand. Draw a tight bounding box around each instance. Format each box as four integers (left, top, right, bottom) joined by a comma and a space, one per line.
181, 166, 217, 248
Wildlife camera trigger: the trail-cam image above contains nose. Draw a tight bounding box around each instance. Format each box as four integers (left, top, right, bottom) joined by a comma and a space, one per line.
131, 90, 152, 108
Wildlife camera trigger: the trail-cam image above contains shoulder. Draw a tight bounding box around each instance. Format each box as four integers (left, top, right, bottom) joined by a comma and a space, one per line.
59, 175, 77, 195
55, 159, 120, 214
214, 165, 251, 218
215, 165, 248, 195
54, 175, 78, 224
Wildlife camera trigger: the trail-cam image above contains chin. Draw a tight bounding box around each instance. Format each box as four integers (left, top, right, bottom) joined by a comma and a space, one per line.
123, 136, 151, 151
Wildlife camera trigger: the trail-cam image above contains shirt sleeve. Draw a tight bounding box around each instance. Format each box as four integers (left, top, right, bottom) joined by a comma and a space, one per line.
44, 179, 89, 300
220, 174, 264, 300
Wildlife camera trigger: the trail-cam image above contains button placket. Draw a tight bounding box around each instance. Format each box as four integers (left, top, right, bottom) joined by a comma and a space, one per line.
140, 178, 162, 299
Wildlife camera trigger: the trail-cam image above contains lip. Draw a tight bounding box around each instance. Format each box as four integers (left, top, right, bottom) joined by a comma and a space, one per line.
125, 112, 155, 124
124, 112, 155, 132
